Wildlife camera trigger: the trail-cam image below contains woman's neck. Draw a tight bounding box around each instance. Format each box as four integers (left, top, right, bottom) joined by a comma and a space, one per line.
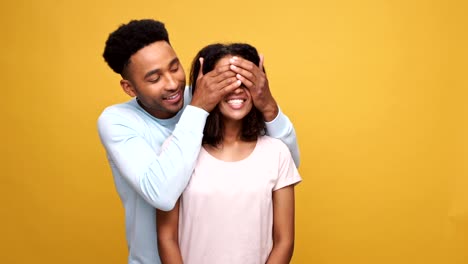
204, 119, 257, 162
222, 119, 242, 146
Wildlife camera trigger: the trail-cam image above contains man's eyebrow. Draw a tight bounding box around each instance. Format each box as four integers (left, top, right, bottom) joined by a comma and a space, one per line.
143, 58, 180, 79
169, 57, 180, 67
144, 68, 161, 79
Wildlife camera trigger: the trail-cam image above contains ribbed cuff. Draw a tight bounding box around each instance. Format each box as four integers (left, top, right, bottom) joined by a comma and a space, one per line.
265, 107, 290, 137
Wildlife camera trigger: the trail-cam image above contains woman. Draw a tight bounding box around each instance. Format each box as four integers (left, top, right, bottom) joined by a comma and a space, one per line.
156, 43, 301, 264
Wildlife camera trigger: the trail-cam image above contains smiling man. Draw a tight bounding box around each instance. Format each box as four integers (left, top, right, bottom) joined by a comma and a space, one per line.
97, 19, 300, 264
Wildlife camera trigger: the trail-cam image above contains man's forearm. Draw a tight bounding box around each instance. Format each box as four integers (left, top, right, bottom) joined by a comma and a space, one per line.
134, 105, 208, 210
265, 107, 300, 167
98, 105, 208, 211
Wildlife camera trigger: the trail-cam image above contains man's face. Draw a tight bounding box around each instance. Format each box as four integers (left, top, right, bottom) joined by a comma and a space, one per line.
121, 41, 186, 119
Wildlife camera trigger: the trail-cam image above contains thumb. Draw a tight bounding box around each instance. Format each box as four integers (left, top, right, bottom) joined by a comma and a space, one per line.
259, 54, 264, 71
197, 57, 204, 80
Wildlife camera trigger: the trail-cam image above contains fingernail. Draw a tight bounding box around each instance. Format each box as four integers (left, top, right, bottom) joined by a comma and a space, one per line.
230, 65, 237, 70
230, 56, 238, 63
236, 74, 241, 79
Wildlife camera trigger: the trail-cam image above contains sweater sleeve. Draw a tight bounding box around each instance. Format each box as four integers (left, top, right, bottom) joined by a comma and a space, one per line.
97, 105, 208, 211
265, 107, 301, 168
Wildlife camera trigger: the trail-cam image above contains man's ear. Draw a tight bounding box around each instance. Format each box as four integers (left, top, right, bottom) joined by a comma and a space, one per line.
120, 79, 136, 97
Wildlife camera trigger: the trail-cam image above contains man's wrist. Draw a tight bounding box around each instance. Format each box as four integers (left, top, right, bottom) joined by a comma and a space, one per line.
262, 103, 279, 122
179, 105, 209, 132
189, 100, 210, 113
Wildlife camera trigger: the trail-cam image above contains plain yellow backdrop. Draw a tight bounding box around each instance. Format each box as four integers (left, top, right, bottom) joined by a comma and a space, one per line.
0, 0, 465, 263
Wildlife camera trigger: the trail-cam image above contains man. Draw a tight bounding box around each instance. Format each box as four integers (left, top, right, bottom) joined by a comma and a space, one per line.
97, 19, 300, 263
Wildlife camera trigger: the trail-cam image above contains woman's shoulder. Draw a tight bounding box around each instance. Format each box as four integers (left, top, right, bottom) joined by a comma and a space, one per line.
254, 136, 296, 171
257, 135, 290, 153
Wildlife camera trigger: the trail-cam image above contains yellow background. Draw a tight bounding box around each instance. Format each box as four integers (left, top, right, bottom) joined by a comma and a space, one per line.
0, 0, 465, 263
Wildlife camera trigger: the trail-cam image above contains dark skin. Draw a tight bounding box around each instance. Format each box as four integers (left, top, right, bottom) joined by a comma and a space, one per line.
192, 55, 279, 121
228, 55, 279, 122
190, 58, 242, 112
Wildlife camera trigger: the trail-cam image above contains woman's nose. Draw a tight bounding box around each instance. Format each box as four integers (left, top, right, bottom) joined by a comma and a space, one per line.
233, 87, 244, 94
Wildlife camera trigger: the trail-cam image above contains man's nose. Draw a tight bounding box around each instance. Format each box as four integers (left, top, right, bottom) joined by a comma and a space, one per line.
165, 73, 178, 90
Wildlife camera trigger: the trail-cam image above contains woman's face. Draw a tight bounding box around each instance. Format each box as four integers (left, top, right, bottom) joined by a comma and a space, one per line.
215, 56, 253, 122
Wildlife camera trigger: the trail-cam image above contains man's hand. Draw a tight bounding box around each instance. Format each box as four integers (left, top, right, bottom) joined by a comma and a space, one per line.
229, 55, 279, 121
190, 58, 242, 112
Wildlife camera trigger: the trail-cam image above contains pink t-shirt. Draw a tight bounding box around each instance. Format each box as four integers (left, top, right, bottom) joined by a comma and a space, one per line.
178, 136, 301, 264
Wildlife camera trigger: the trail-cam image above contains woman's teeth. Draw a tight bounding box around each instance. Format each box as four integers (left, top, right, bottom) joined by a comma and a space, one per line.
227, 99, 244, 106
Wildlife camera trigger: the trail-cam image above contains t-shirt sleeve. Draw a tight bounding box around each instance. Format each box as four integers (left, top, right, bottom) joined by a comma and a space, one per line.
273, 140, 302, 191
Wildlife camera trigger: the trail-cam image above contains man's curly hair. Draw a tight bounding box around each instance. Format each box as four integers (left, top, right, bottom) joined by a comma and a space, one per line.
103, 19, 170, 75
189, 43, 267, 147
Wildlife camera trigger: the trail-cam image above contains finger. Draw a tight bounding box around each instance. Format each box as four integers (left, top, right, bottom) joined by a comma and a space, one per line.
259, 54, 264, 72
214, 64, 233, 76
230, 56, 256, 72
220, 76, 239, 88
235, 74, 254, 89
204, 64, 232, 78
231, 64, 255, 82
197, 57, 204, 80
205, 65, 237, 83
216, 70, 237, 84
229, 57, 257, 83
220, 79, 242, 96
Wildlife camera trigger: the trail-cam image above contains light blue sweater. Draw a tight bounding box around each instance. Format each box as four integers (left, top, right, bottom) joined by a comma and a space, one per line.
97, 87, 300, 264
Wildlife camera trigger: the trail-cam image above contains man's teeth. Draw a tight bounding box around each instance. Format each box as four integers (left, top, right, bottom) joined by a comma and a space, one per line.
167, 93, 178, 100
227, 99, 244, 105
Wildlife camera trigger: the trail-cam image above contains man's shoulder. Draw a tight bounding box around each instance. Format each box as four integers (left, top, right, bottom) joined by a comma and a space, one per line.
99, 99, 143, 117
100, 99, 136, 114
97, 99, 147, 125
